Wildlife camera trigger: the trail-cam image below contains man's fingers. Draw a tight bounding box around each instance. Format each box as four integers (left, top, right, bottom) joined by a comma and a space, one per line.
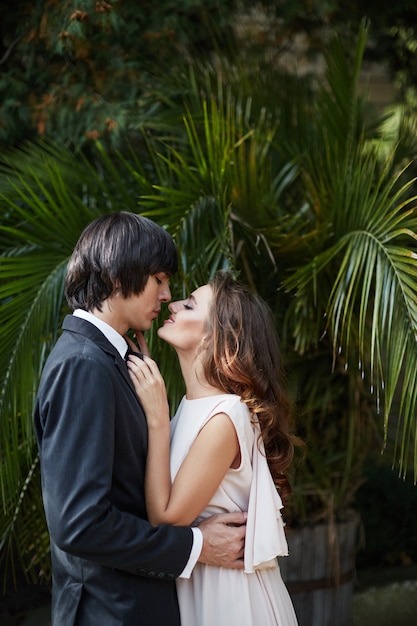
213, 511, 247, 527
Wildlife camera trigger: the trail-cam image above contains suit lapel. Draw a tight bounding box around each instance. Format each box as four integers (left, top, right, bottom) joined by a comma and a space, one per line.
61, 314, 135, 390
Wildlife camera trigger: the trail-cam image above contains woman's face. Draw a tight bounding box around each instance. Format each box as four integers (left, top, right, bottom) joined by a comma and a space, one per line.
157, 284, 213, 353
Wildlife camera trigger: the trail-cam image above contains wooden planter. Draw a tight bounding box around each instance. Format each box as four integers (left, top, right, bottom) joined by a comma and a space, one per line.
279, 511, 360, 626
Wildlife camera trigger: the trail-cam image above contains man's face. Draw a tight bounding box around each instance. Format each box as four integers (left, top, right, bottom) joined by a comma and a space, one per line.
106, 273, 171, 335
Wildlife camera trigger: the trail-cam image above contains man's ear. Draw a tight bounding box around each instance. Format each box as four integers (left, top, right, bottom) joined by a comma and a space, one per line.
112, 279, 122, 298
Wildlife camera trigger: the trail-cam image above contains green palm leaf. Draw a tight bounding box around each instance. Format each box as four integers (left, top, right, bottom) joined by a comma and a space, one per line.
139, 79, 299, 293
281, 23, 417, 481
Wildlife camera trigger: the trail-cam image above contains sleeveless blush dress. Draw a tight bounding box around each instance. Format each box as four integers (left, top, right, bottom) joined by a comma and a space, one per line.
170, 394, 298, 626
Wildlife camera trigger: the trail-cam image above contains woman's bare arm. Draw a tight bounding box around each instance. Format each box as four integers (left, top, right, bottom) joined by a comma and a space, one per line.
127, 355, 239, 526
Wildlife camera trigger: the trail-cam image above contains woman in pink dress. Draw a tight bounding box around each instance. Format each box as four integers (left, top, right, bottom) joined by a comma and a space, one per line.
127, 271, 300, 625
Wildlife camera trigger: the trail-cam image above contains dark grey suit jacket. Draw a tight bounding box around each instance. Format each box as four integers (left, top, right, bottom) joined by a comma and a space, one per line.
34, 315, 193, 626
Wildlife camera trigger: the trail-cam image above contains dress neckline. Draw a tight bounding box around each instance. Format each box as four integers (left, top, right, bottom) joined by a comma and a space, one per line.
183, 393, 232, 402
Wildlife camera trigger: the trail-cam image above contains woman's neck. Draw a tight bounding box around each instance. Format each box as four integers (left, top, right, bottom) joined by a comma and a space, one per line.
177, 352, 224, 400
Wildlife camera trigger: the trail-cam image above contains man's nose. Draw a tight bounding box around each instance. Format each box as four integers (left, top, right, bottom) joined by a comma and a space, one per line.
160, 285, 172, 302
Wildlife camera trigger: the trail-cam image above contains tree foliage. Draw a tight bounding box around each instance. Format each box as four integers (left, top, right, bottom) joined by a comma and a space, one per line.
0, 0, 238, 149
2, 1, 417, 149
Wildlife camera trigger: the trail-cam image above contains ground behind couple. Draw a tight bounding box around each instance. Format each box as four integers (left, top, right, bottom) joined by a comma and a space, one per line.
2, 563, 417, 626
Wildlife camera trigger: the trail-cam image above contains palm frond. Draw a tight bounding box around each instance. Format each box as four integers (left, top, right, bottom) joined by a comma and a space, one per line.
284, 135, 417, 478
139, 77, 299, 293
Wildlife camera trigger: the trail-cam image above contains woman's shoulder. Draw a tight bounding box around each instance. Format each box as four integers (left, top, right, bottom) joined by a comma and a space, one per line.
208, 393, 242, 411
210, 394, 251, 425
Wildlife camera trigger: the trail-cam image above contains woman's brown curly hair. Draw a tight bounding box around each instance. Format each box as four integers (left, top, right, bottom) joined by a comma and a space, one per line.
201, 271, 301, 507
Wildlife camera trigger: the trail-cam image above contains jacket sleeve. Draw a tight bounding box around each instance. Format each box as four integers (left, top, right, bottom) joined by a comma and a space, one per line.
35, 351, 193, 579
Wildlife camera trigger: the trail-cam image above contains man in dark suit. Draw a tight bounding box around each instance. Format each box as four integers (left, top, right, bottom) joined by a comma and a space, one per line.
34, 212, 246, 626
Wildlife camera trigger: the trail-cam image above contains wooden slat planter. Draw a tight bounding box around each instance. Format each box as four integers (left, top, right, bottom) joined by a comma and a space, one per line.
279, 512, 360, 626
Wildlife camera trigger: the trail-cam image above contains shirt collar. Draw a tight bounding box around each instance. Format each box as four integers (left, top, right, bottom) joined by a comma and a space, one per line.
73, 309, 127, 358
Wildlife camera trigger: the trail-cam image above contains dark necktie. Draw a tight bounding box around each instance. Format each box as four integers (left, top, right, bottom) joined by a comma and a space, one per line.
124, 344, 144, 361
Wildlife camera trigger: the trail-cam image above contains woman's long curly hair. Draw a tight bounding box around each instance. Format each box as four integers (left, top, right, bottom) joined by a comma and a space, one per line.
201, 271, 301, 507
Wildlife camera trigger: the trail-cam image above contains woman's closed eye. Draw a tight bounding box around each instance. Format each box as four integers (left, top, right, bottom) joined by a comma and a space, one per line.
183, 303, 193, 310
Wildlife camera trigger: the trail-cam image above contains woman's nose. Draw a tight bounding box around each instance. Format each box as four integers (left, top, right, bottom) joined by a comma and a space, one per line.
168, 300, 181, 313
